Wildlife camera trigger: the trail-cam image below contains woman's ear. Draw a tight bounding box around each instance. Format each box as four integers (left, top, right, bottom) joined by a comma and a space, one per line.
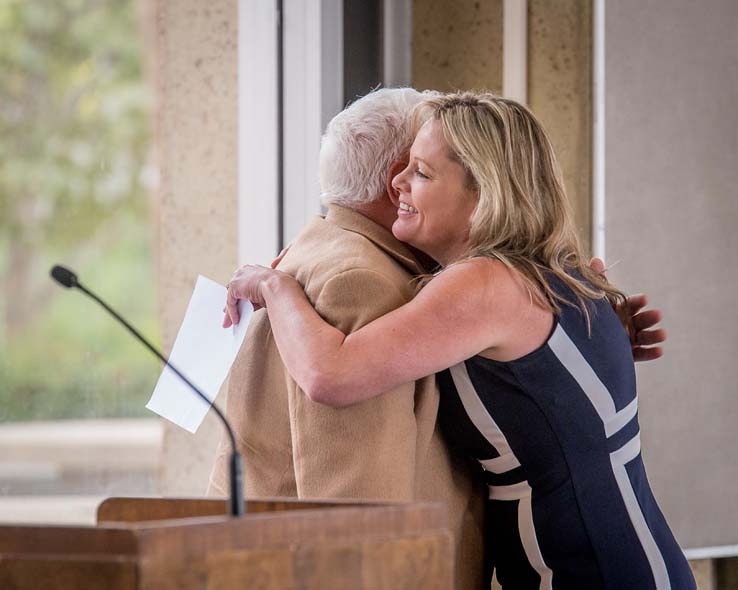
386, 159, 407, 207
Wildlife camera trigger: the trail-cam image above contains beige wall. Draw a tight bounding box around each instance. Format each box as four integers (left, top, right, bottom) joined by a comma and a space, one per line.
155, 0, 238, 494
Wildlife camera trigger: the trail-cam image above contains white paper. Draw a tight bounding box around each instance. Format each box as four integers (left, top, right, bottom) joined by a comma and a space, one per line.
146, 275, 253, 433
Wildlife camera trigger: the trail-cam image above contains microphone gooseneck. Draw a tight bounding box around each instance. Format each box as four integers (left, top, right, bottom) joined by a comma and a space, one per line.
50, 265, 245, 517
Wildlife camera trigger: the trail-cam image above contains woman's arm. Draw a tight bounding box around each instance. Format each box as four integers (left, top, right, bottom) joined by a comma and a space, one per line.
225, 259, 516, 407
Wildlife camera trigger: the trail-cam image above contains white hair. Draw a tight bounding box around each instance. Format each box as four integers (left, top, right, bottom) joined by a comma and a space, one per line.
319, 87, 427, 207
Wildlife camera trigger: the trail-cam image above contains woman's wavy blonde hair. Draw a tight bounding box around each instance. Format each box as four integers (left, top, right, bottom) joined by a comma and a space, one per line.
416, 91, 626, 328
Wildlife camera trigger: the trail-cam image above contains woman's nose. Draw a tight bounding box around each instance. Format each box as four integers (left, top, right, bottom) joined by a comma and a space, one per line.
392, 167, 408, 192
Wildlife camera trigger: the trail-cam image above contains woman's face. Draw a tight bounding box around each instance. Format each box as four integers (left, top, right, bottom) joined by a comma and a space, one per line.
391, 119, 478, 266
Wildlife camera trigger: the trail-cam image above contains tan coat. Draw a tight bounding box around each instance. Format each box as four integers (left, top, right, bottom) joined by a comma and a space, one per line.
208, 205, 485, 589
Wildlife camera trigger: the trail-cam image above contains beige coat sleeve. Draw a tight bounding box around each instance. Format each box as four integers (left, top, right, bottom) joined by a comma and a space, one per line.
288, 268, 422, 500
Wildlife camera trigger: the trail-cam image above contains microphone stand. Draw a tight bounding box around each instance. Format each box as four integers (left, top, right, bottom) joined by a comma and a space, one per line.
51, 266, 245, 517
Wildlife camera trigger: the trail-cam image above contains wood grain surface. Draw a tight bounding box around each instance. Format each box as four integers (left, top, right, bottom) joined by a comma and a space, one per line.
2, 498, 453, 590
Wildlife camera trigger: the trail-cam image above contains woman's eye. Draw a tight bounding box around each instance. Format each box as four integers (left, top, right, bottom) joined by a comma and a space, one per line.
415, 168, 429, 179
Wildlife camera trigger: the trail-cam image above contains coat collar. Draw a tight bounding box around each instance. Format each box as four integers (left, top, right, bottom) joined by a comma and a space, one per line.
324, 204, 429, 276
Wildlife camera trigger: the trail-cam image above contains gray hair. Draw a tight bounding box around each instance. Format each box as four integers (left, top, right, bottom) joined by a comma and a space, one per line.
319, 87, 427, 207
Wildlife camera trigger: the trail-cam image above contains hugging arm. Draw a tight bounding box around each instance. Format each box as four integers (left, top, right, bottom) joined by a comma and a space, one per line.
589, 257, 666, 361
233, 261, 500, 407
225, 258, 665, 408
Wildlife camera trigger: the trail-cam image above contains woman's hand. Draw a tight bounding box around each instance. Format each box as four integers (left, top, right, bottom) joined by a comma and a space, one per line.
223, 265, 290, 327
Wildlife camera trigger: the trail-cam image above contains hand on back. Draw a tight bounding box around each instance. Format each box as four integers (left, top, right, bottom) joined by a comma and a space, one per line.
589, 257, 666, 362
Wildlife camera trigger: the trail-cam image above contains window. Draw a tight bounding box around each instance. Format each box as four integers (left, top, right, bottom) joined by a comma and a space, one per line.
0, 0, 160, 523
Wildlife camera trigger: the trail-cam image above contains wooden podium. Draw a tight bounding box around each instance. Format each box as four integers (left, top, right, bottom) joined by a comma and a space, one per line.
0, 497, 453, 589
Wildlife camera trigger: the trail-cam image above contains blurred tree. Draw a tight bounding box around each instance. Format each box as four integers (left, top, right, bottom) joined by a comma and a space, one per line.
0, 0, 151, 339
0, 0, 158, 420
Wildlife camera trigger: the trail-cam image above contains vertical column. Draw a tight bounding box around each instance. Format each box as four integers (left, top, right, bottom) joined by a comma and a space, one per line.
591, 0, 605, 259
282, 0, 343, 244
156, 0, 239, 494
527, 0, 593, 251
383, 0, 412, 87
412, 0, 503, 93
502, 0, 528, 104
238, 0, 279, 265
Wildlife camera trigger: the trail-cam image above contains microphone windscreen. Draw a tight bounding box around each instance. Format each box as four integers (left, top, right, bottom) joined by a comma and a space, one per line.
51, 265, 78, 289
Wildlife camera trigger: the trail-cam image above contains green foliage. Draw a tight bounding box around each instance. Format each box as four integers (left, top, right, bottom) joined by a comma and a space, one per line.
0, 0, 151, 245
0, 216, 160, 421
0, 0, 159, 422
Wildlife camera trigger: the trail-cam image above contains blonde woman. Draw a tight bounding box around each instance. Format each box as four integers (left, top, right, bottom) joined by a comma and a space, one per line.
225, 93, 694, 589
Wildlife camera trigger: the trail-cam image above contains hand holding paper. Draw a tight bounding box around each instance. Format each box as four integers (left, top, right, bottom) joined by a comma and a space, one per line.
146, 275, 253, 433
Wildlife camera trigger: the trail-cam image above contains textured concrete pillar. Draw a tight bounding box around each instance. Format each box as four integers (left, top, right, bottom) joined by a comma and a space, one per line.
527, 0, 592, 251
154, 0, 238, 494
412, 0, 503, 93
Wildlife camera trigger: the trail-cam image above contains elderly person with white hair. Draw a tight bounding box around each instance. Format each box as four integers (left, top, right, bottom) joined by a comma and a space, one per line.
210, 88, 666, 589
209, 88, 488, 589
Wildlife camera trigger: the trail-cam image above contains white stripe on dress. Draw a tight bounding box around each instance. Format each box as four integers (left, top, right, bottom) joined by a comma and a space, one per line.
549, 327, 670, 590
548, 324, 617, 422
605, 396, 638, 437
488, 480, 532, 501
450, 362, 553, 587
610, 434, 671, 589
519, 488, 554, 590
449, 362, 521, 467
480, 452, 521, 474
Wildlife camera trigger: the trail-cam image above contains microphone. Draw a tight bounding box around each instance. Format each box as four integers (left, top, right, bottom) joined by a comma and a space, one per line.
50, 264, 245, 517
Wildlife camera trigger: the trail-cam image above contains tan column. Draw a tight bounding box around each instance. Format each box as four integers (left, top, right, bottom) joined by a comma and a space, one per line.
154, 0, 238, 494
527, 0, 592, 251
412, 0, 503, 93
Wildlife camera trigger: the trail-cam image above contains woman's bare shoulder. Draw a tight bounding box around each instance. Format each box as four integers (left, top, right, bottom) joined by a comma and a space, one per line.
413, 258, 524, 330
435, 257, 520, 296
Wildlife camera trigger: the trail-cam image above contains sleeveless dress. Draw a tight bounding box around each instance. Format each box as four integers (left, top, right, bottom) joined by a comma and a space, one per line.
436, 277, 695, 590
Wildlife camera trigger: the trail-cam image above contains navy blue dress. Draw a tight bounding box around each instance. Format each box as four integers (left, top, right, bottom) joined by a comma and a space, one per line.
436, 278, 695, 590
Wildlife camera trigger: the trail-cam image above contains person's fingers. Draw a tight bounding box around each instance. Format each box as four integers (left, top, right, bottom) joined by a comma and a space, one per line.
271, 245, 291, 269
225, 287, 241, 326
635, 328, 667, 346
633, 346, 663, 362
632, 309, 662, 331
222, 313, 233, 328
625, 294, 648, 315
589, 257, 606, 275
589, 257, 606, 276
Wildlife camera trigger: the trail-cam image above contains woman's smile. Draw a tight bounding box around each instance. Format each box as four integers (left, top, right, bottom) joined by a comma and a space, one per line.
391, 118, 478, 266
398, 201, 418, 215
